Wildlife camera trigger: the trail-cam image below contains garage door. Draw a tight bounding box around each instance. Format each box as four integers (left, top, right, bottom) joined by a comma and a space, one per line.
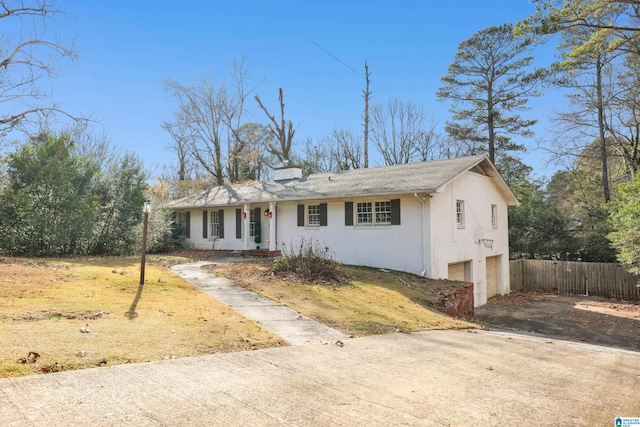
486, 256, 498, 298
448, 262, 467, 282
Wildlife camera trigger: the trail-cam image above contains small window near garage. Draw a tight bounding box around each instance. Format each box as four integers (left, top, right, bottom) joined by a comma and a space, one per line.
308, 204, 320, 226
357, 202, 373, 224
491, 204, 498, 229
210, 210, 220, 237
456, 200, 465, 228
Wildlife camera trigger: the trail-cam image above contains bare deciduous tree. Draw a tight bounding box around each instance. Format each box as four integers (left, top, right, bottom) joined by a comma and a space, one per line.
371, 99, 426, 165
328, 128, 363, 170
225, 60, 263, 182
161, 110, 194, 182
163, 60, 259, 185
163, 77, 228, 185
299, 129, 363, 174
0, 0, 81, 134
255, 88, 295, 164
415, 119, 447, 162
229, 122, 274, 182
606, 46, 640, 179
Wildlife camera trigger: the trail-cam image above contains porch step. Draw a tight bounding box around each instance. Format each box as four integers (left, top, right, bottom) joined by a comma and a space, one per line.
241, 249, 282, 258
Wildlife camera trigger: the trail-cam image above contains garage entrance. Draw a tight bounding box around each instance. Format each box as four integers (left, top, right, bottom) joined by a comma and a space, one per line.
486, 255, 499, 298
448, 261, 471, 282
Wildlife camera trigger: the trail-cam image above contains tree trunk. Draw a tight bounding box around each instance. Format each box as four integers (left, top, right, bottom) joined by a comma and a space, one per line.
596, 56, 611, 202
487, 84, 495, 164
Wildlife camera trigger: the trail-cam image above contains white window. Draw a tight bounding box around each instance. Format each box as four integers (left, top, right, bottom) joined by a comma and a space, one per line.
375, 201, 392, 224
456, 200, 465, 228
250, 209, 256, 237
357, 202, 373, 224
210, 210, 220, 237
356, 200, 393, 225
308, 205, 320, 226
491, 204, 498, 229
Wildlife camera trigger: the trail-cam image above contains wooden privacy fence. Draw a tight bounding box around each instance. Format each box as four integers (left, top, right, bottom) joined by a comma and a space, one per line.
510, 259, 640, 300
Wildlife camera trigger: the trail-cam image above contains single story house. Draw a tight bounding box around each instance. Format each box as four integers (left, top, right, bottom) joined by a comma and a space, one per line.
170, 155, 518, 307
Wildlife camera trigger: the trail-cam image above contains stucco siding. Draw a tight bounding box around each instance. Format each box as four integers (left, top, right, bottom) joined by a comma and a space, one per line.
276, 196, 425, 275
429, 171, 510, 307
174, 208, 244, 251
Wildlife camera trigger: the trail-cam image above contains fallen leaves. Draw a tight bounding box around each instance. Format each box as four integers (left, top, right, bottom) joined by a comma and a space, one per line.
39, 363, 63, 373
17, 351, 40, 364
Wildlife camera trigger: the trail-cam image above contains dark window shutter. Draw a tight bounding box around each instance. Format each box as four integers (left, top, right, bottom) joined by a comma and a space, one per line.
185, 211, 191, 238
218, 210, 225, 238
202, 210, 208, 238
297, 204, 305, 227
254, 207, 261, 222
319, 203, 328, 226
235, 208, 242, 239
391, 199, 401, 225
345, 202, 353, 226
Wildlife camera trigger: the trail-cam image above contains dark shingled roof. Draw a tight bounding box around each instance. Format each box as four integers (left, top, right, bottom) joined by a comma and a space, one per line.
170, 155, 518, 209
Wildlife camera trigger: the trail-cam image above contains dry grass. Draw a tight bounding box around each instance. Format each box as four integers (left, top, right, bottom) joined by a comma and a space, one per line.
208, 261, 475, 337
0, 255, 284, 378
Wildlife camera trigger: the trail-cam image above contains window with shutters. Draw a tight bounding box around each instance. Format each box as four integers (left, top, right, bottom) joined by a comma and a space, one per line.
375, 201, 391, 224
307, 204, 320, 226
356, 202, 373, 224
356, 200, 396, 225
210, 211, 220, 237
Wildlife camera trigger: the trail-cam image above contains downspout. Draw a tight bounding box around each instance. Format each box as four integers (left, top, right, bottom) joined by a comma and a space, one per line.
414, 193, 428, 277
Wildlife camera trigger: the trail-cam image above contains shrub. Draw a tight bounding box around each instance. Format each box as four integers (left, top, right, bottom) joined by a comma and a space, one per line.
272, 238, 343, 282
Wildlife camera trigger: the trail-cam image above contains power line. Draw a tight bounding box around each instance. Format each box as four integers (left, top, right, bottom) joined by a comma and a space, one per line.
253, 0, 395, 99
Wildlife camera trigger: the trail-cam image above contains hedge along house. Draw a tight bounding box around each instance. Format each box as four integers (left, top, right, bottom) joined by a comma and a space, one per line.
170, 155, 518, 307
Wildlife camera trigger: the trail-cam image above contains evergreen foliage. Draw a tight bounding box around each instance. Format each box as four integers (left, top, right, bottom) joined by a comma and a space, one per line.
0, 131, 152, 256
608, 174, 640, 275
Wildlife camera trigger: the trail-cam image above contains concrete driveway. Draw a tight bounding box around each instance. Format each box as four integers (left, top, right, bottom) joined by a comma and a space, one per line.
1, 330, 639, 426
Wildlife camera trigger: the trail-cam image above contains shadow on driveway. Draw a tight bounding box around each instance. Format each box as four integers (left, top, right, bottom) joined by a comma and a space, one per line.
475, 292, 640, 352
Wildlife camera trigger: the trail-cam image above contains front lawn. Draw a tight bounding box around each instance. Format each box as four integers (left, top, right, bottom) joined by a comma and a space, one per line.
0, 254, 283, 378
208, 260, 474, 336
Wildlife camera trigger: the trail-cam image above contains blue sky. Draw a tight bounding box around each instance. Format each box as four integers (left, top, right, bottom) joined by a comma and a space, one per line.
44, 0, 564, 178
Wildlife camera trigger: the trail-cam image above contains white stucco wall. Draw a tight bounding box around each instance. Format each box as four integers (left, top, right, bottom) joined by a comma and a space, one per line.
175, 206, 272, 251
174, 170, 511, 308
276, 196, 425, 275
428, 171, 510, 307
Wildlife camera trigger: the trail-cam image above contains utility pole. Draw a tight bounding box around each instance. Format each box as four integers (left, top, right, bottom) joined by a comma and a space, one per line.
363, 60, 371, 169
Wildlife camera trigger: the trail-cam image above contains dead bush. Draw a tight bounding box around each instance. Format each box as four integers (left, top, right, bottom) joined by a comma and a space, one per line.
272, 238, 344, 282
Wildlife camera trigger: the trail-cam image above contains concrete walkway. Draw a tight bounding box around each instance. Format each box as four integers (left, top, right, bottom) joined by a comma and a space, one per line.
2, 330, 639, 426
170, 261, 347, 345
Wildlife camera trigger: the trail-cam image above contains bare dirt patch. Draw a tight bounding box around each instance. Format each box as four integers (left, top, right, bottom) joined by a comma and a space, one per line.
205, 259, 475, 337
476, 291, 640, 351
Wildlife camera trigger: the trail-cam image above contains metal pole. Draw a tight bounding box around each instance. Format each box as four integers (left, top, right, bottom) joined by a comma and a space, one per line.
140, 210, 149, 285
